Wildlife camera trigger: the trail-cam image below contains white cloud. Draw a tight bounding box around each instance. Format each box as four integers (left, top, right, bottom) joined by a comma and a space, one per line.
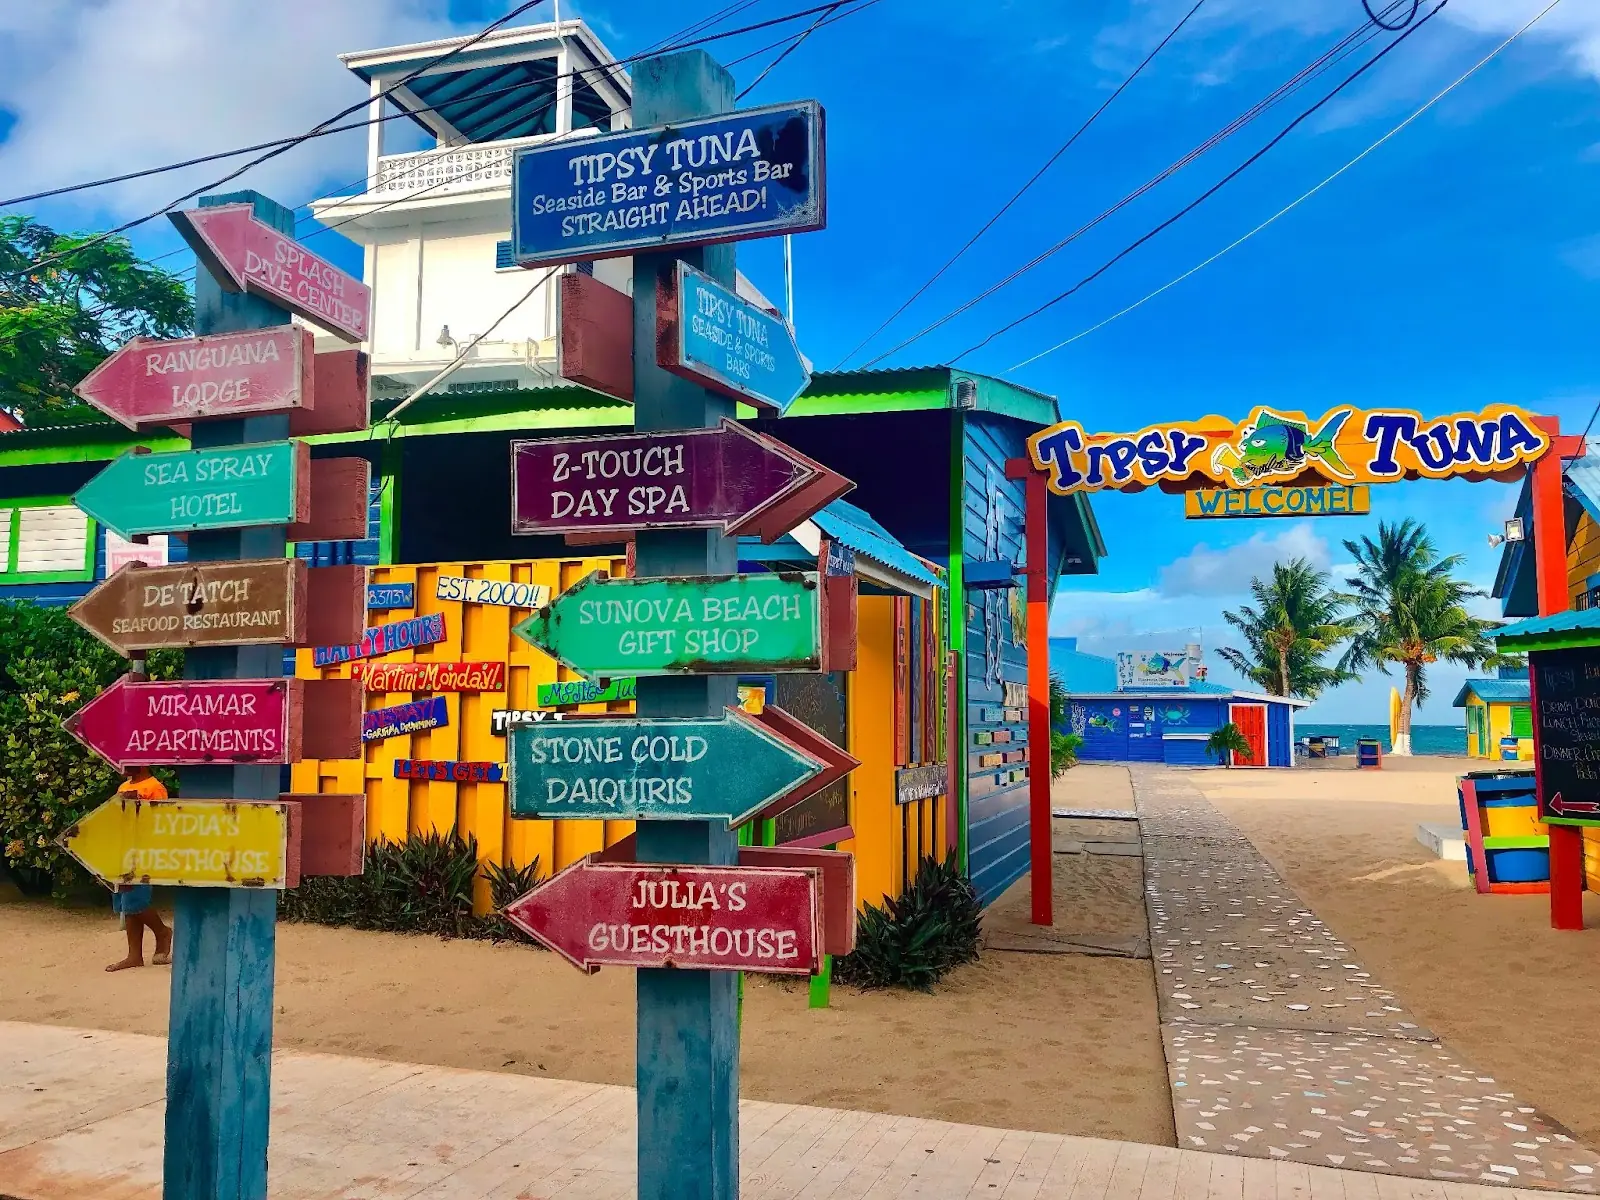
1156, 521, 1331, 597
0, 0, 466, 219
1562, 233, 1600, 280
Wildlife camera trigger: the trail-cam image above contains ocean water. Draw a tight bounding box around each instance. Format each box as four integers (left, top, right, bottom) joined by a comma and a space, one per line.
1296, 723, 1464, 757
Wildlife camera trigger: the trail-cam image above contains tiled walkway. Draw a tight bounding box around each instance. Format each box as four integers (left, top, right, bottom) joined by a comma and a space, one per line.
1133, 766, 1600, 1193
4, 1020, 1597, 1200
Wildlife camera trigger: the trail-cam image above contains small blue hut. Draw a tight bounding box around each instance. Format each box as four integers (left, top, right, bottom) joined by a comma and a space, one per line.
1050, 638, 1307, 768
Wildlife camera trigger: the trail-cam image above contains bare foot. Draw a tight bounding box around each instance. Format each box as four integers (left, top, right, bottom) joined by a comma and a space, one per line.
152, 952, 171, 965
105, 956, 143, 972
153, 929, 172, 965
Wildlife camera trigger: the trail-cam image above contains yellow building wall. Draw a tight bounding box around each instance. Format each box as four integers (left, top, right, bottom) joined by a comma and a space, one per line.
1567, 511, 1600, 608
291, 557, 633, 911
844, 595, 898, 909
1466, 697, 1531, 761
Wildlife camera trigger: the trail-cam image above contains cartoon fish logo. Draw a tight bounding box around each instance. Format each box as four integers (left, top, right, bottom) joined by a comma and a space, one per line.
1087, 713, 1117, 730
1142, 654, 1174, 674
1211, 408, 1354, 487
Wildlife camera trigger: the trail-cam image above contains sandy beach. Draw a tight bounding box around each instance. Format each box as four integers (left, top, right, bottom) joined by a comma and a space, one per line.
8, 754, 1599, 1154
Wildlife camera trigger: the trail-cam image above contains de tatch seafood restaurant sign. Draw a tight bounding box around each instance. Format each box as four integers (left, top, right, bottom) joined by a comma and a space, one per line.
511, 101, 824, 267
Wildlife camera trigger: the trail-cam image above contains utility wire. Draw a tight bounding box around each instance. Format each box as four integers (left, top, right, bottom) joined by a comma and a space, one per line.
858, 0, 1413, 368
736, 1, 846, 99
3, 0, 868, 215
953, 0, 1451, 362
834, 0, 1208, 370
15, 0, 553, 277
1007, 0, 1563, 374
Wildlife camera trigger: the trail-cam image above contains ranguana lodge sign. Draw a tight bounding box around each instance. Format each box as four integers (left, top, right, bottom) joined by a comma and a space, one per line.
1027, 404, 1551, 494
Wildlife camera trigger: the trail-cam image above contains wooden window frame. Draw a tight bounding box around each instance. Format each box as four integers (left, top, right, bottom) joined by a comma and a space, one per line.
0, 496, 97, 586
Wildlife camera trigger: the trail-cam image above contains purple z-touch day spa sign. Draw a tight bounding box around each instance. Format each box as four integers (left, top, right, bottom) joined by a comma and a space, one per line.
511, 101, 824, 267
510, 419, 849, 540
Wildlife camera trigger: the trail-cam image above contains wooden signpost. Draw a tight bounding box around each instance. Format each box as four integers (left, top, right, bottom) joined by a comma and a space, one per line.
67, 559, 360, 652
503, 858, 821, 976
170, 202, 372, 342
507, 708, 825, 823
58, 190, 373, 1200
512, 569, 828, 679
506, 54, 841, 1200
73, 440, 309, 538
73, 326, 313, 428
510, 418, 850, 541
658, 261, 812, 415
61, 798, 294, 890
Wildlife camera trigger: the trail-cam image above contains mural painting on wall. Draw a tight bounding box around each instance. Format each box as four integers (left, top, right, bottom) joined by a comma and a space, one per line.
1027, 404, 1552, 495
1115, 650, 1191, 689
982, 463, 1009, 686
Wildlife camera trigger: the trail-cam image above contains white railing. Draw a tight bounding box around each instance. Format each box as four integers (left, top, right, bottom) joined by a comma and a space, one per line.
370, 134, 551, 198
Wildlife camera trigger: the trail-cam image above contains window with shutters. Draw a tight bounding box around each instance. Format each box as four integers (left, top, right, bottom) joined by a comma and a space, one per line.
1510, 704, 1533, 739
0, 498, 96, 584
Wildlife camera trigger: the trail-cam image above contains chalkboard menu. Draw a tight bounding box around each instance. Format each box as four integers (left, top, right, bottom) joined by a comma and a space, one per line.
772, 671, 850, 845
1530, 646, 1600, 826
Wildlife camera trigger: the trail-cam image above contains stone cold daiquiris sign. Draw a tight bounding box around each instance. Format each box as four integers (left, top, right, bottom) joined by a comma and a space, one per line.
511, 101, 824, 267
508, 708, 825, 825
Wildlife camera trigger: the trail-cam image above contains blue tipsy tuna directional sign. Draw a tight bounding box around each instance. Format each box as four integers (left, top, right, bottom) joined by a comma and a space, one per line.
511, 101, 824, 267
508, 708, 823, 824
662, 262, 810, 415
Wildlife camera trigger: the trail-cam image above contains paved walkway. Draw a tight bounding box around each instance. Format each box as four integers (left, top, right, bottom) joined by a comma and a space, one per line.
4, 1021, 1598, 1200
1133, 766, 1600, 1193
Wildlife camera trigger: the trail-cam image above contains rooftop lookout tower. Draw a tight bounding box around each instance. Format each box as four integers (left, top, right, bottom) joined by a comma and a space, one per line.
309, 21, 633, 400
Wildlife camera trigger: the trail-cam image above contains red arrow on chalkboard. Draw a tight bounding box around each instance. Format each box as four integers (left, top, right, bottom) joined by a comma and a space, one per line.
1547, 792, 1600, 818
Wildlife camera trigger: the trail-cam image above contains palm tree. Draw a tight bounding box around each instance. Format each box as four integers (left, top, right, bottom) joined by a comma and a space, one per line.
1340, 519, 1510, 756
1218, 558, 1355, 700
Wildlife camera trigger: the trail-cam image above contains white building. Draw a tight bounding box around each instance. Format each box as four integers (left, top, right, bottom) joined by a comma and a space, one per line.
309, 21, 634, 402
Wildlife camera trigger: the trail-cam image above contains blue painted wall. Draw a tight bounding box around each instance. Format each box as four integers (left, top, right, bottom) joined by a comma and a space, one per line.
1067, 696, 1227, 764
1267, 701, 1292, 768
961, 413, 1032, 906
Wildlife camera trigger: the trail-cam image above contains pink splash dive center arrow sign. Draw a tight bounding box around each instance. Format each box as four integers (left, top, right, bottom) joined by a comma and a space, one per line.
64, 676, 294, 771
503, 858, 820, 975
171, 204, 371, 343
74, 327, 311, 430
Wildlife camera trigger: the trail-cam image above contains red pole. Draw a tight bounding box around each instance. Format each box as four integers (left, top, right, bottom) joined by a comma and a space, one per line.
1007, 457, 1052, 926
1531, 418, 1584, 931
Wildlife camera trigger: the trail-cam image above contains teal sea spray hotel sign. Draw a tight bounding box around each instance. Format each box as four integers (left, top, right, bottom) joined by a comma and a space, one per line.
510, 101, 824, 267
74, 441, 307, 539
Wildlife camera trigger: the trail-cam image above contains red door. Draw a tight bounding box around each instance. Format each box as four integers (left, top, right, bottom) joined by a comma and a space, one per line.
1229, 703, 1268, 767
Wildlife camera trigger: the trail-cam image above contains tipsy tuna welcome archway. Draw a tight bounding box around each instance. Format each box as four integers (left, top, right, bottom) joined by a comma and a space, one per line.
1017, 400, 1598, 935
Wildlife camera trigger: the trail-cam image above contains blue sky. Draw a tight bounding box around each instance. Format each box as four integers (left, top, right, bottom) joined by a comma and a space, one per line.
2, 0, 1597, 723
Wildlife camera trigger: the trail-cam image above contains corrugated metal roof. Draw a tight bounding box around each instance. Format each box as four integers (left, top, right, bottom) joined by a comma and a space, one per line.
1049, 638, 1119, 692
1495, 608, 1600, 643
1452, 678, 1532, 706
811, 499, 943, 593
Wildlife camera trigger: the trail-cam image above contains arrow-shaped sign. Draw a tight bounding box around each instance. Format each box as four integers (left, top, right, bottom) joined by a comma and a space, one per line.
510, 419, 851, 541
658, 262, 811, 415
513, 570, 822, 679
74, 441, 308, 539
169, 203, 371, 343
64, 675, 296, 771
501, 856, 820, 975
71, 559, 306, 653
59, 797, 293, 889
508, 707, 824, 824
74, 327, 312, 430
1546, 792, 1600, 819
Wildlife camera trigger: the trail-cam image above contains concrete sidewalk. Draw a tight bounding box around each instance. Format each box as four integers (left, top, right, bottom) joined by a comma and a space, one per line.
3, 1021, 1595, 1200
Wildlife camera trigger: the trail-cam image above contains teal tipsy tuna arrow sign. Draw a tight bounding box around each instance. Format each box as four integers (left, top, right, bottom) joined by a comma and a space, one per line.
508, 708, 825, 824
74, 442, 308, 539
513, 569, 822, 679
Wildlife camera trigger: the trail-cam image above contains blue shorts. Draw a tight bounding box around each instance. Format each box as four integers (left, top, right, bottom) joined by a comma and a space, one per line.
111, 884, 152, 916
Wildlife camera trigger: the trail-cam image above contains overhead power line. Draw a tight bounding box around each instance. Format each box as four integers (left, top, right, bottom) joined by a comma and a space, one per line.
858, 0, 1418, 368
1006, 0, 1565, 373
834, 0, 1209, 370
10, 0, 873, 277
952, 0, 1452, 363
14, 0, 553, 277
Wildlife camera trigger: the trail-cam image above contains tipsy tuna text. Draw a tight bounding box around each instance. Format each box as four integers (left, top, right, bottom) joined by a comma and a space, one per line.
1027, 404, 1551, 494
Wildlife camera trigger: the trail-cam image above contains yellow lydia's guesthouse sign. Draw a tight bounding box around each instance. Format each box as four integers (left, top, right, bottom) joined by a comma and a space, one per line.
1027, 405, 1551, 496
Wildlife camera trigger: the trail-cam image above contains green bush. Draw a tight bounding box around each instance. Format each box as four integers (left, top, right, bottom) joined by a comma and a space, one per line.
1205, 722, 1253, 765
1051, 731, 1083, 776
279, 830, 542, 943
833, 854, 982, 992
0, 600, 180, 898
